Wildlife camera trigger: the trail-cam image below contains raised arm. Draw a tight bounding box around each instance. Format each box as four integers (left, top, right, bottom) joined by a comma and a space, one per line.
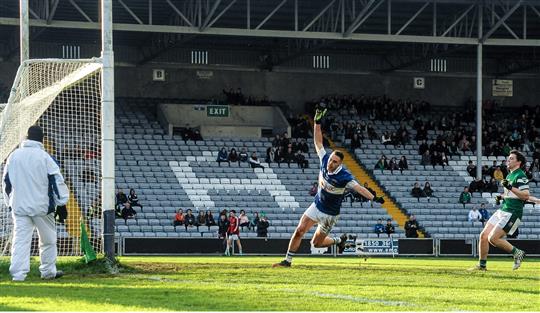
313, 108, 326, 155
351, 183, 385, 204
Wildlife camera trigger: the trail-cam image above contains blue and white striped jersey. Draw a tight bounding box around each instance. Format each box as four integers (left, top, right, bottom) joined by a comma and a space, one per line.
314, 148, 358, 216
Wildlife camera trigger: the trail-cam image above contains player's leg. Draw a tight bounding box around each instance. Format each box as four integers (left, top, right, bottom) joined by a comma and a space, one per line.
487, 219, 525, 270
9, 215, 34, 281
273, 208, 317, 267
33, 214, 59, 279
225, 235, 231, 256
236, 237, 243, 255
310, 216, 346, 252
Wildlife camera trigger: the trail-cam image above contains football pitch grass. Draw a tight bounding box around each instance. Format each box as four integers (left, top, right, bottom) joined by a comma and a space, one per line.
0, 256, 538, 311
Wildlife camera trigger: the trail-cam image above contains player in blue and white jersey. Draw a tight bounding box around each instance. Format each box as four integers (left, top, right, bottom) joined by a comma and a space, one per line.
273, 109, 385, 267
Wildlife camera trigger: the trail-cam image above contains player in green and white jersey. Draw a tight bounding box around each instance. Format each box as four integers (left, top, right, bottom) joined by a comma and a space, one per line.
470, 150, 528, 271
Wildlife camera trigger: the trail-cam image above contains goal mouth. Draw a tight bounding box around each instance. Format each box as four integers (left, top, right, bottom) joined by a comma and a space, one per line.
1, 58, 103, 257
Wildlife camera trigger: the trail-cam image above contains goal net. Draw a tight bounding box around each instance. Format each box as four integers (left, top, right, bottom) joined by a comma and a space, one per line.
0, 58, 103, 257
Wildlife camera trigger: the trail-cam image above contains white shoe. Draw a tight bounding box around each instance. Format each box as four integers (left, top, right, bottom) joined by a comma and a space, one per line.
513, 249, 525, 270
12, 276, 25, 282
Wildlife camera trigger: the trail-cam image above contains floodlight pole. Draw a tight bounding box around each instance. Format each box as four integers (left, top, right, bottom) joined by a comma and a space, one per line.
101, 0, 116, 262
20, 0, 29, 62
475, 2, 483, 180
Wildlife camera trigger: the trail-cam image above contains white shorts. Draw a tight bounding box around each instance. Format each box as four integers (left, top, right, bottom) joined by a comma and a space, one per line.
304, 203, 339, 235
228, 234, 240, 241
486, 209, 521, 235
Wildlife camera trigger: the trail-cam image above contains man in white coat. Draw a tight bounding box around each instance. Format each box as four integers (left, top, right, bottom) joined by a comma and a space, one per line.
2, 125, 69, 281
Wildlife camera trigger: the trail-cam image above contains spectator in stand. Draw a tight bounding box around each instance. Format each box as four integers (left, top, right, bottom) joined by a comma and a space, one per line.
374, 219, 385, 237
478, 203, 491, 226
404, 215, 420, 238
217, 147, 230, 166
418, 140, 429, 155
486, 178, 498, 192
411, 182, 426, 198
388, 157, 399, 174
184, 209, 196, 231
350, 133, 362, 151
398, 156, 408, 173
466, 161, 477, 177
228, 148, 239, 165
469, 177, 486, 193
440, 152, 449, 168
257, 215, 270, 238
265, 146, 275, 164
420, 150, 431, 166
272, 134, 282, 148
122, 202, 137, 221
192, 129, 203, 142
381, 131, 392, 145
274, 146, 284, 167
239, 148, 249, 164
295, 151, 309, 172
238, 210, 250, 231
173, 209, 184, 230
385, 219, 395, 237
196, 211, 206, 230
283, 146, 294, 168
374, 155, 388, 172
529, 159, 540, 182
468, 207, 482, 222
309, 182, 318, 196
116, 189, 128, 210
298, 139, 309, 153
493, 166, 504, 181
459, 187, 472, 207
249, 212, 260, 231
488, 160, 498, 178
423, 181, 434, 198
500, 160, 508, 177
248, 152, 264, 169
128, 188, 143, 211
205, 210, 216, 229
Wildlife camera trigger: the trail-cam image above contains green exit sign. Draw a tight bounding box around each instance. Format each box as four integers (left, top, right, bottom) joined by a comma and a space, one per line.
207, 105, 229, 117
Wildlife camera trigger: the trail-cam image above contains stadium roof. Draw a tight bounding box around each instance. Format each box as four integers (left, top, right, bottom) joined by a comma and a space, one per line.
0, 0, 539, 73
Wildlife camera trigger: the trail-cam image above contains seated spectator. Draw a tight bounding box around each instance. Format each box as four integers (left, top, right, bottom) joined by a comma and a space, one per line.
173, 209, 185, 230
468, 207, 482, 222
404, 215, 420, 238
228, 148, 239, 164
238, 210, 250, 230
388, 157, 399, 174
116, 189, 128, 209
205, 210, 216, 229
257, 215, 270, 238
295, 151, 309, 171
418, 140, 429, 155
381, 131, 392, 145
486, 178, 498, 193
239, 148, 249, 164
309, 182, 318, 196
420, 150, 431, 166
121, 202, 137, 221
423, 181, 434, 198
184, 209, 196, 230
466, 160, 477, 177
478, 203, 490, 226
272, 134, 282, 147
217, 147, 230, 166
192, 129, 203, 141
128, 188, 143, 211
493, 166, 504, 181
411, 182, 426, 198
248, 152, 264, 169
249, 212, 260, 231
459, 187, 472, 207
385, 219, 395, 237
440, 152, 449, 167
469, 177, 486, 193
350, 133, 361, 150
398, 155, 408, 173
196, 211, 206, 230
374, 155, 388, 172
374, 219, 385, 237
265, 146, 275, 164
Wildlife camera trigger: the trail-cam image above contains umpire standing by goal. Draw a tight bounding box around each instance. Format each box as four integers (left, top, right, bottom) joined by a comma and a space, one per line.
2, 125, 69, 281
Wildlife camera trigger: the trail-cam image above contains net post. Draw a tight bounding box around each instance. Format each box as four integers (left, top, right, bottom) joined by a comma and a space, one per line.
19, 0, 29, 62
101, 0, 115, 262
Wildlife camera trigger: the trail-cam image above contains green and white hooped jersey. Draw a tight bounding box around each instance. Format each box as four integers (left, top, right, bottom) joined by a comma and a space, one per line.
501, 168, 529, 218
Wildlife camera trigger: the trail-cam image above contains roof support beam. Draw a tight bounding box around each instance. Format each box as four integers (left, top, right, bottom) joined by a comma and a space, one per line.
46, 0, 60, 24
200, 0, 221, 31
481, 0, 522, 42
344, 0, 376, 36
255, 0, 288, 30
302, 0, 336, 32
395, 1, 430, 35
118, 0, 144, 25
440, 3, 475, 37
204, 0, 237, 30
344, 0, 384, 37
165, 0, 194, 27
68, 0, 94, 23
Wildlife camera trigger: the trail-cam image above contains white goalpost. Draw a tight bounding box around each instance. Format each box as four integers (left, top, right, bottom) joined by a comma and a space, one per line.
0, 0, 115, 260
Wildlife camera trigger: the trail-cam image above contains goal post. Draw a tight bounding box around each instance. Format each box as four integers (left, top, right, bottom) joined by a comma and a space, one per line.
0, 58, 106, 257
